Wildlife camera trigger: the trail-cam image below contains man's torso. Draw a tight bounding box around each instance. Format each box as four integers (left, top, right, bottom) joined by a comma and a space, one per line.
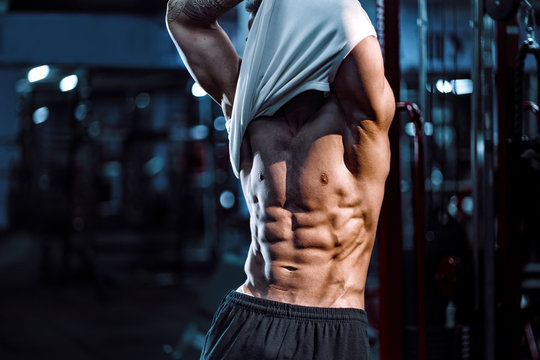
237, 54, 391, 309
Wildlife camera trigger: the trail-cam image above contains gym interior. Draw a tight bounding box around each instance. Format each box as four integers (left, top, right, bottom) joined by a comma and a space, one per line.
0, 0, 539, 359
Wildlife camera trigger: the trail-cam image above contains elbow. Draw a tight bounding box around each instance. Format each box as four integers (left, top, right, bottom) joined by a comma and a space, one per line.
165, 5, 197, 48
166, 0, 181, 24
166, 0, 219, 28
166, 0, 188, 25
373, 82, 396, 132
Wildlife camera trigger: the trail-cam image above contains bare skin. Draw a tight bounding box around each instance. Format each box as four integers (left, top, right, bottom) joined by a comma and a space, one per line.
167, 0, 394, 309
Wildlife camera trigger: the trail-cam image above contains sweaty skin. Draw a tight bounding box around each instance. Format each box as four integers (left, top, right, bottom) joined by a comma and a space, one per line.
167, 0, 394, 309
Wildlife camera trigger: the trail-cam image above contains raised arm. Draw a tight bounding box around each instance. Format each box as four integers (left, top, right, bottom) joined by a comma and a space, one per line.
166, 0, 243, 119
333, 36, 395, 134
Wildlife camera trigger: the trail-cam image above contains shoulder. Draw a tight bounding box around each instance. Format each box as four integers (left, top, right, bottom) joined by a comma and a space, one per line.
333, 36, 395, 133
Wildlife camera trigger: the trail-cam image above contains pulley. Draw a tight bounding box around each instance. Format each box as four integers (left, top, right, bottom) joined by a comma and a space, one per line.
486, 0, 520, 21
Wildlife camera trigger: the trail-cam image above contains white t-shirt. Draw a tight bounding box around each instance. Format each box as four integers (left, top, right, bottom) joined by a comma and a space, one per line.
227, 0, 377, 178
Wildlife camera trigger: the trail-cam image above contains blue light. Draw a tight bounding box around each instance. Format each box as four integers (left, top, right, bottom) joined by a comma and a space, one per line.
32, 107, 49, 125
436, 79, 453, 94
424, 122, 434, 136
27, 65, 50, 83
462, 196, 474, 216
220, 191, 236, 209
191, 82, 207, 98
452, 79, 473, 95
135, 92, 151, 109
144, 156, 165, 177
189, 125, 209, 140
404, 122, 416, 137
431, 168, 444, 188
60, 74, 79, 92
214, 116, 227, 132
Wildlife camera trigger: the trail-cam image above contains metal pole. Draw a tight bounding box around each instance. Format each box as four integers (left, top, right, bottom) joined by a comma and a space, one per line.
471, 0, 481, 317
495, 14, 520, 359
199, 96, 216, 260
416, 2, 428, 357
377, 0, 403, 359
418, 0, 428, 118
398, 102, 427, 360
471, 1, 496, 359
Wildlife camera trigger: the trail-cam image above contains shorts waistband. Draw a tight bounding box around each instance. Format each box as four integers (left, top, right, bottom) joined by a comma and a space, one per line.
225, 290, 368, 324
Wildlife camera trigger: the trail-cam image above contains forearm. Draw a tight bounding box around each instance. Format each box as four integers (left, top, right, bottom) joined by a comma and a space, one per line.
166, 0, 242, 118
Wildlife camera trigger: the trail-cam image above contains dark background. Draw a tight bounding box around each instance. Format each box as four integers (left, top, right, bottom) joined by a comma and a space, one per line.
0, 0, 539, 359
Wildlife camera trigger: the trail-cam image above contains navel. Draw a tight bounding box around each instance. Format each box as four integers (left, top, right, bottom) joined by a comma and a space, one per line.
320, 172, 329, 185
283, 266, 298, 272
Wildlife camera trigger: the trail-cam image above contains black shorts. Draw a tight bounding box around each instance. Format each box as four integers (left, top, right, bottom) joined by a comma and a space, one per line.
200, 290, 370, 360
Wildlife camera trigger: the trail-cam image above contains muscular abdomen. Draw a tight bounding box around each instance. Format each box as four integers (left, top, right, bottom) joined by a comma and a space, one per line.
238, 92, 389, 309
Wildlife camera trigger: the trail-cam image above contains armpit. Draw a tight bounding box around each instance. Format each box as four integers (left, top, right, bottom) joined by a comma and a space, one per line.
172, 0, 241, 23
245, 0, 262, 14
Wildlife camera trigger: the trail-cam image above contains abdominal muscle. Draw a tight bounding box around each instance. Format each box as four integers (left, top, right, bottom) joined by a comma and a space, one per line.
237, 91, 389, 309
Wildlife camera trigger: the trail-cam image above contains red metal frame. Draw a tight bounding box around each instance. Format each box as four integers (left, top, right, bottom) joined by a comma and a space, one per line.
397, 102, 427, 360
496, 17, 520, 359
377, 0, 403, 359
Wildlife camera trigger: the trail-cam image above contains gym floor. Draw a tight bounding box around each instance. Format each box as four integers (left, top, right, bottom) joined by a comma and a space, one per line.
0, 232, 216, 360
0, 231, 382, 360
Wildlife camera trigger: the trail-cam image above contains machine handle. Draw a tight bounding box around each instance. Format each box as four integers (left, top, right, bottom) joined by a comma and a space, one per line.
522, 101, 540, 134
514, 44, 540, 140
